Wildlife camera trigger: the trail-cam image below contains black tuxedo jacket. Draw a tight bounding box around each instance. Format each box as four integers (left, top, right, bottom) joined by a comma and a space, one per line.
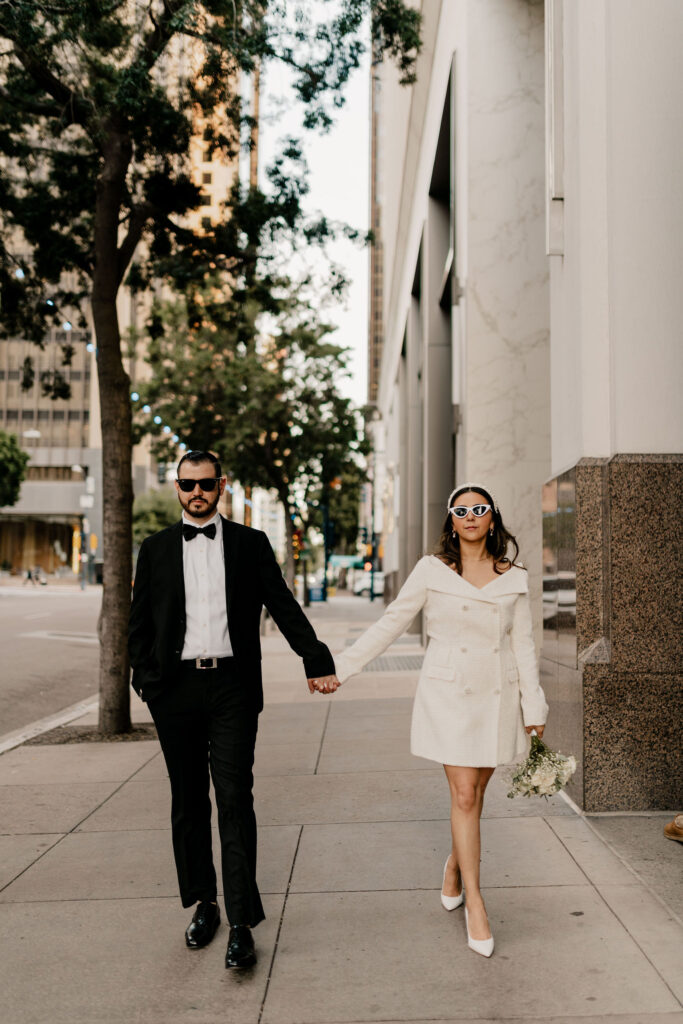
128, 517, 335, 708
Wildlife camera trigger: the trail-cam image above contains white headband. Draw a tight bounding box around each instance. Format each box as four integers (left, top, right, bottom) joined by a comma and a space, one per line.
447, 483, 499, 513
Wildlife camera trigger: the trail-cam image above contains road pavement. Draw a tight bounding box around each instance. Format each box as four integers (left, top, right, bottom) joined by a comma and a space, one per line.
0, 594, 681, 1024
0, 583, 101, 735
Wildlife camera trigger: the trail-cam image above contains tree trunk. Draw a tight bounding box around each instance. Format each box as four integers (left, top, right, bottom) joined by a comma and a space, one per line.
94, 130, 134, 735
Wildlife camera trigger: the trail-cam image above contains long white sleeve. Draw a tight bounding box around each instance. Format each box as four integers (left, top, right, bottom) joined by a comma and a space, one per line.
335, 558, 428, 683
510, 590, 549, 726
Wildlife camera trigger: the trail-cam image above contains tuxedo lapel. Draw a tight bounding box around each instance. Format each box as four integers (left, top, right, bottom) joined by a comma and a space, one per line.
221, 516, 239, 617
169, 520, 185, 609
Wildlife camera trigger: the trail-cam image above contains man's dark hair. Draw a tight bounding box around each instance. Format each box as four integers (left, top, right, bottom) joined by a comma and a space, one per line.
177, 450, 222, 478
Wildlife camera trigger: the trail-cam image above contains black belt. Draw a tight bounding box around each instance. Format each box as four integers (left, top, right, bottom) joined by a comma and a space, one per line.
181, 656, 234, 670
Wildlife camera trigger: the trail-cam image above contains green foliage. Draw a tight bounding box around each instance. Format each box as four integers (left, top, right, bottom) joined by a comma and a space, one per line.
308, 461, 367, 552
134, 277, 367, 535
132, 487, 180, 548
0, 430, 30, 508
0, 0, 421, 386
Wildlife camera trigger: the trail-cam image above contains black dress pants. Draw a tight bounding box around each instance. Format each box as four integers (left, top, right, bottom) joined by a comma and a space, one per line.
149, 660, 265, 927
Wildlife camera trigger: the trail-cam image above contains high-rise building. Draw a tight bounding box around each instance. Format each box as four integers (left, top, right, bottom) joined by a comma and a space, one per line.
0, 326, 99, 575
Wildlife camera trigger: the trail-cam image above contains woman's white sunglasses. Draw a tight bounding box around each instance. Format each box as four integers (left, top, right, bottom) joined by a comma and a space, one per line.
448, 504, 492, 518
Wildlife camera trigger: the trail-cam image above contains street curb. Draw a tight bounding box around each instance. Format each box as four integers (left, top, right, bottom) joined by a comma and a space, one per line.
0, 694, 99, 755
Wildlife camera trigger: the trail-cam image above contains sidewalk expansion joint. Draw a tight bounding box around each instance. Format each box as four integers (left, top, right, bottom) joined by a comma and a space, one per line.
313, 701, 332, 775
258, 823, 304, 1024
541, 816, 683, 1005
0, 743, 161, 896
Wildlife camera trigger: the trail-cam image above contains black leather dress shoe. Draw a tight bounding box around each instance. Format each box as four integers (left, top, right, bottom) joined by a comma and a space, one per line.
225, 925, 257, 969
185, 901, 220, 948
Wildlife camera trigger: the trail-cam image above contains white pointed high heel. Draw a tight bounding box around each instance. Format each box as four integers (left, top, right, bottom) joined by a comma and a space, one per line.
440, 856, 464, 910
464, 905, 494, 957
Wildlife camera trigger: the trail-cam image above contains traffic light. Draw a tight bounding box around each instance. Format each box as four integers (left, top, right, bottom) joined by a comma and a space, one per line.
360, 526, 368, 544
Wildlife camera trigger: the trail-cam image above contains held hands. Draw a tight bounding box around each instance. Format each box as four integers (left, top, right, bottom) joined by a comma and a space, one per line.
307, 674, 341, 695
525, 724, 545, 738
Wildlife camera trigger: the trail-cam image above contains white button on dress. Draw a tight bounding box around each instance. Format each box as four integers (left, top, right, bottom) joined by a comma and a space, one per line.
334, 556, 549, 768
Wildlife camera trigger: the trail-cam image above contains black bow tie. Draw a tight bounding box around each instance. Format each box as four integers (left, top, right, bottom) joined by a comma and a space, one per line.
183, 522, 217, 542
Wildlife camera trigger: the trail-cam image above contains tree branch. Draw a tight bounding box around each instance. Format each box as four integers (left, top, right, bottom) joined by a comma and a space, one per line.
11, 43, 91, 127
0, 82, 61, 117
116, 201, 155, 286
135, 0, 194, 72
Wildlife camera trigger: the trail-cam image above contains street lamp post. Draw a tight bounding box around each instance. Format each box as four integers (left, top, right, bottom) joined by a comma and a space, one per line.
366, 411, 384, 603
321, 501, 330, 602
369, 446, 377, 602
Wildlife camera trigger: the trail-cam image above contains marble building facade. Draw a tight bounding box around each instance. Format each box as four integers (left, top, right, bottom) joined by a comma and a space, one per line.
369, 0, 682, 810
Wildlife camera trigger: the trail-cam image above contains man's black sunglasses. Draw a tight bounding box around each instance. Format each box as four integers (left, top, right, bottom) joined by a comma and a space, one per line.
177, 478, 219, 493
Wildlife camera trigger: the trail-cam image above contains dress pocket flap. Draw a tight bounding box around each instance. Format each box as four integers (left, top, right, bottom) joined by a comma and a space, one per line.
425, 664, 457, 681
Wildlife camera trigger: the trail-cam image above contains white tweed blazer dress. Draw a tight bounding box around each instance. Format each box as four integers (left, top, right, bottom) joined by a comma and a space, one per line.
334, 556, 549, 767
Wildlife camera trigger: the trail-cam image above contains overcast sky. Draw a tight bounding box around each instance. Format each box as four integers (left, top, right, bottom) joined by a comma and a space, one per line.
257, 48, 370, 407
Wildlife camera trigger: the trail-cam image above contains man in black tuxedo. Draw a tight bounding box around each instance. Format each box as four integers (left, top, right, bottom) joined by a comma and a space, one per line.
129, 450, 339, 969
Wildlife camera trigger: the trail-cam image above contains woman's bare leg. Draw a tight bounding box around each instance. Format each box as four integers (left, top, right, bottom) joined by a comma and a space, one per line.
443, 765, 495, 939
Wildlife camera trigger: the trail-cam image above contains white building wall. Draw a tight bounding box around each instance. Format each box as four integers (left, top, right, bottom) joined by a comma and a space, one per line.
463, 0, 549, 598
550, 0, 683, 474
375, 0, 549, 630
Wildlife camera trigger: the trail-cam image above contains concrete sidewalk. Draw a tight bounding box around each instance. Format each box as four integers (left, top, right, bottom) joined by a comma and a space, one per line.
0, 595, 681, 1024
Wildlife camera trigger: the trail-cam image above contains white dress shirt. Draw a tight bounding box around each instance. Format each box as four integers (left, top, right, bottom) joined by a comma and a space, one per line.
180, 511, 233, 660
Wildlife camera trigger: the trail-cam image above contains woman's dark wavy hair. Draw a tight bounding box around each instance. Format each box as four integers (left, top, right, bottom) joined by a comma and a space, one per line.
434, 484, 523, 576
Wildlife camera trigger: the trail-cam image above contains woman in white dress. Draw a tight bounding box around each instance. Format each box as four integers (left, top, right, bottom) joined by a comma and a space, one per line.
314, 484, 548, 958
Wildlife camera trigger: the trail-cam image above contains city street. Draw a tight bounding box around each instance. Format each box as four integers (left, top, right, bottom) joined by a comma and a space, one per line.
0, 584, 101, 736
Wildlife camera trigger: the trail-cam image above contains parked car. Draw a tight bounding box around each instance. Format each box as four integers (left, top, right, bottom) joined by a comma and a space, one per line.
353, 571, 385, 597
542, 572, 576, 627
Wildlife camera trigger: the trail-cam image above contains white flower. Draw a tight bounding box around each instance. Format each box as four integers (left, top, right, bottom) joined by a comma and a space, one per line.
507, 742, 577, 799
530, 765, 557, 790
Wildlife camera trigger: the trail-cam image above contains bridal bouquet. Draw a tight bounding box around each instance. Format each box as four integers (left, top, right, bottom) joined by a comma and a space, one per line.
507, 732, 577, 799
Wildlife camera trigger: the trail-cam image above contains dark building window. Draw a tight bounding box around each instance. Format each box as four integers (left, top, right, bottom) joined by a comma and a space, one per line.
68, 410, 81, 421
21, 409, 35, 419
202, 172, 212, 185
52, 409, 65, 420
70, 370, 82, 381
8, 370, 19, 380
26, 466, 83, 481
6, 409, 18, 420
37, 409, 50, 420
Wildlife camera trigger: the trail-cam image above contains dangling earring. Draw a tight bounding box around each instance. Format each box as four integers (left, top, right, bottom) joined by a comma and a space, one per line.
489, 525, 494, 536
451, 530, 457, 538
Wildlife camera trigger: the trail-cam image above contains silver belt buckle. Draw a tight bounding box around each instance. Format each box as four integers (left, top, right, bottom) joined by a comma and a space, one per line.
196, 657, 218, 669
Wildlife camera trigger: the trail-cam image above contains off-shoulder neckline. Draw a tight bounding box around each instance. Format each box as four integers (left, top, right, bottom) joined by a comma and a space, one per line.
429, 555, 521, 591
